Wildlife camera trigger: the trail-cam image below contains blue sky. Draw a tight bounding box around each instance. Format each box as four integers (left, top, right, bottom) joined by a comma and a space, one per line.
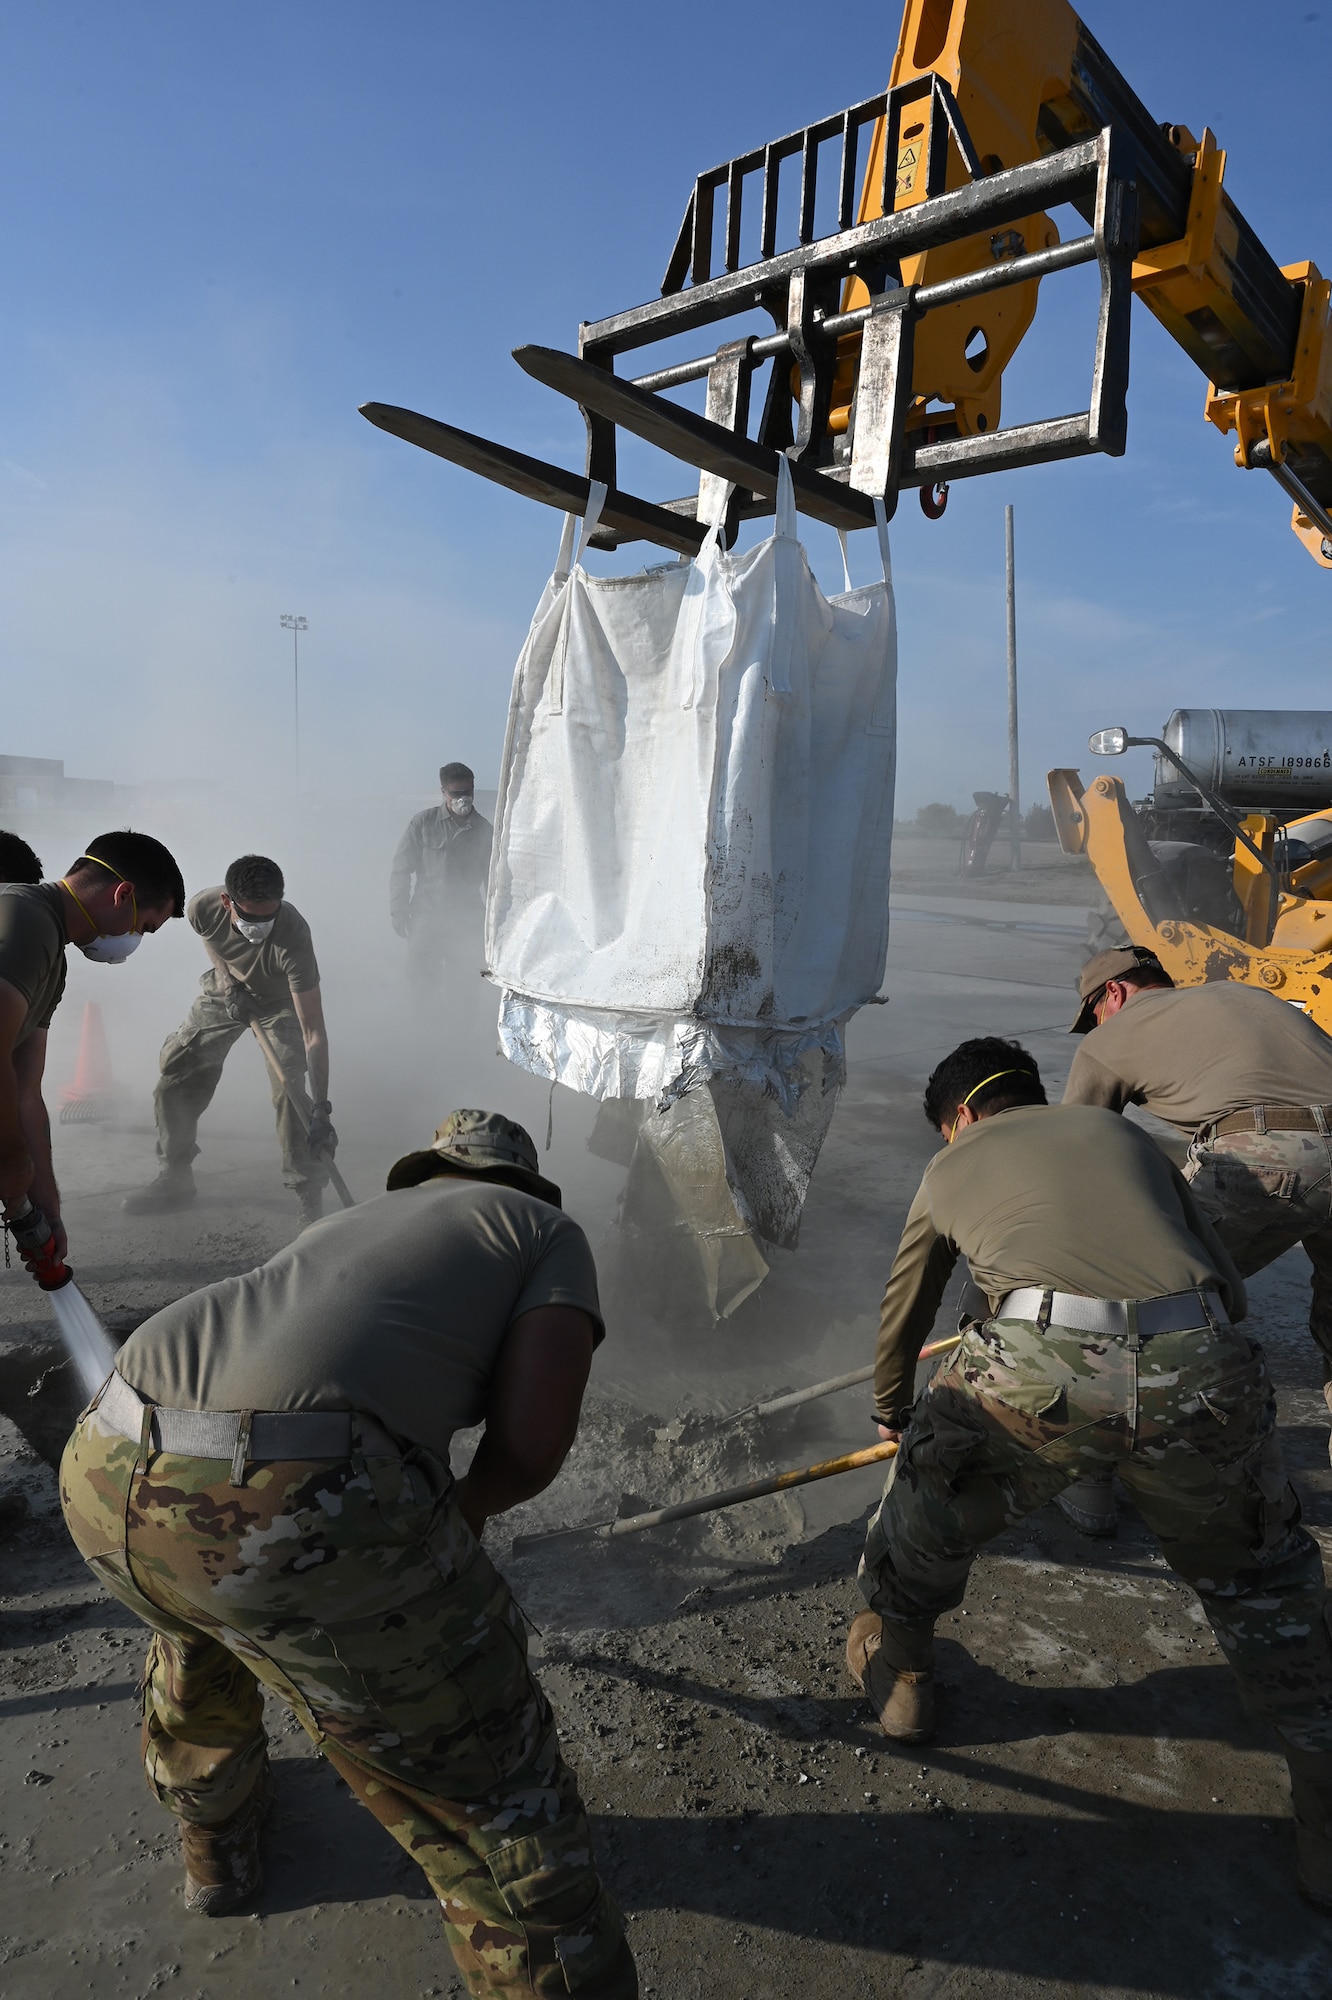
2, 0, 1329, 816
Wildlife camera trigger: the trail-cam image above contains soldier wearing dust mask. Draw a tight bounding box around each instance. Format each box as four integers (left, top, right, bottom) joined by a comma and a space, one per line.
389, 761, 493, 995
124, 853, 334, 1230
0, 830, 185, 1274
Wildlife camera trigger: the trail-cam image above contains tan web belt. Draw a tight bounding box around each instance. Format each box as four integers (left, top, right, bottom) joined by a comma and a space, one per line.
1206, 1103, 1332, 1140
993, 1287, 1227, 1344
96, 1369, 399, 1478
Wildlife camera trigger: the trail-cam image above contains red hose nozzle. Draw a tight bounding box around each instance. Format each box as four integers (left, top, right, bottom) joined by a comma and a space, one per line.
4, 1197, 72, 1290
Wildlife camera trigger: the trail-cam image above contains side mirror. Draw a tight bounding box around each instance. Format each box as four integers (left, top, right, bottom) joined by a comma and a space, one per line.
1088, 726, 1129, 757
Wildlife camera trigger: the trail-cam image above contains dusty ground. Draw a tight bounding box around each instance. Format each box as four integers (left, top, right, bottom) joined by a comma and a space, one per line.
2, 885, 1329, 1999
891, 831, 1096, 907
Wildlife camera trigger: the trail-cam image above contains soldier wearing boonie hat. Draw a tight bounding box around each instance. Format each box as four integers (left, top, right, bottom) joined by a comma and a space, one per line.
60, 1107, 636, 1997
387, 1106, 563, 1206
1062, 944, 1332, 1535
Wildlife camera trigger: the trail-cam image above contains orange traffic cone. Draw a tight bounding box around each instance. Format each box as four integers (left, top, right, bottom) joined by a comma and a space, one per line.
59, 1001, 116, 1124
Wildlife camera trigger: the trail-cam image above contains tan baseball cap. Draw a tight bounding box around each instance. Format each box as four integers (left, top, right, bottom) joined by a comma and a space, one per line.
387, 1108, 562, 1207
1070, 946, 1169, 1034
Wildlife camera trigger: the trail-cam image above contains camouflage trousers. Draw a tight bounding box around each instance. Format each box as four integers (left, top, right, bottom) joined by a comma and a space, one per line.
1184, 1126, 1332, 1396
859, 1311, 1332, 1755
59, 1397, 634, 1998
154, 977, 328, 1194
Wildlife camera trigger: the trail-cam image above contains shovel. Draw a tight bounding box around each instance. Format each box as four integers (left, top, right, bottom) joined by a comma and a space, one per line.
510, 1439, 899, 1557
691, 1330, 963, 1435
250, 1019, 357, 1210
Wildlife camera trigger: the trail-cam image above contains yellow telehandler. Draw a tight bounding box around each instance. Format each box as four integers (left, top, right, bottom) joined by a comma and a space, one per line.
362, 0, 1332, 567
1049, 713, 1332, 1034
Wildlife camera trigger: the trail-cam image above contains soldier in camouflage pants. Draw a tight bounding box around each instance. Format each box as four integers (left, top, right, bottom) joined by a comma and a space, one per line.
1184, 1122, 1332, 1421
849, 1038, 1332, 1909
860, 1309, 1332, 1757
61, 1398, 633, 1997
153, 975, 330, 1200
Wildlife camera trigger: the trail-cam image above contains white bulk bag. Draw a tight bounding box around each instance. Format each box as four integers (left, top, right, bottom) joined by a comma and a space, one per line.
487, 460, 896, 1111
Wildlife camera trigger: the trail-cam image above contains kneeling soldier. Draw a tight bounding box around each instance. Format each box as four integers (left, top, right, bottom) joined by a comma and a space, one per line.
62, 1109, 636, 1997
848, 1037, 1332, 1911
1060, 948, 1332, 1532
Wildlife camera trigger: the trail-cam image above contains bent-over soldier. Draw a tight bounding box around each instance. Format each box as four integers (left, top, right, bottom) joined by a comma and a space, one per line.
62, 1109, 636, 1997
124, 854, 334, 1230
847, 1037, 1332, 1911
1061, 948, 1332, 1531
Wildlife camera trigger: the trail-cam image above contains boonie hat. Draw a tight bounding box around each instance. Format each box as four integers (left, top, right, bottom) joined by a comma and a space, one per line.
386, 1108, 562, 1207
1070, 946, 1169, 1035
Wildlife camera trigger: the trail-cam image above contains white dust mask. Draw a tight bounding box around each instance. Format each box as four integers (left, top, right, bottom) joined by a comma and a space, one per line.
445, 795, 474, 817
81, 931, 142, 964
235, 916, 276, 943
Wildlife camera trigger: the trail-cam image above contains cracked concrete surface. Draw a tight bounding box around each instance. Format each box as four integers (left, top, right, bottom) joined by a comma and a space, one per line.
2, 868, 1329, 1999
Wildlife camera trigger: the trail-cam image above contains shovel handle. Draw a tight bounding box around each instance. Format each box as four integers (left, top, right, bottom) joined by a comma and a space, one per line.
250, 1020, 357, 1209
604, 1440, 898, 1539
712, 1330, 963, 1429
513, 1335, 966, 1556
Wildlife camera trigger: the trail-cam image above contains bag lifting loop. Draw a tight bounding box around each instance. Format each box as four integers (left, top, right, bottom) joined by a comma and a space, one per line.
681, 482, 733, 713
549, 481, 608, 714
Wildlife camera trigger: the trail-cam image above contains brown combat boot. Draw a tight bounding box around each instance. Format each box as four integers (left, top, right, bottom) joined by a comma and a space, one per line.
1055, 1470, 1118, 1538
180, 1764, 272, 1916
1287, 1749, 1332, 1913
846, 1609, 936, 1743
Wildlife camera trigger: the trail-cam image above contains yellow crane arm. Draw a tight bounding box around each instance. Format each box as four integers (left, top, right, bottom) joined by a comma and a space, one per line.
856, 0, 1332, 565
1049, 766, 1332, 1031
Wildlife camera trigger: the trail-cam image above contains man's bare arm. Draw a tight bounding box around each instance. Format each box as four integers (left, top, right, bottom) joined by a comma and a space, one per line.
0, 988, 65, 1262
290, 985, 329, 1104
455, 1306, 597, 1537
0, 980, 33, 1209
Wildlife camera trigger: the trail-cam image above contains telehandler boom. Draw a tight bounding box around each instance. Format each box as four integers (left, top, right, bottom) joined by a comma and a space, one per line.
363, 0, 1332, 565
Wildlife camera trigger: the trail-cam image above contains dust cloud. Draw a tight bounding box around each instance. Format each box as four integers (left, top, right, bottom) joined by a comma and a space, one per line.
6, 791, 1332, 2000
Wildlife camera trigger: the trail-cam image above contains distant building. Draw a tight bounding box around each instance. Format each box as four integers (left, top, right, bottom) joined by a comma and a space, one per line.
0, 755, 121, 817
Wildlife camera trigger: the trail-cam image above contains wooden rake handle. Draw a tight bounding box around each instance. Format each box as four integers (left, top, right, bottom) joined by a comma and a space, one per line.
603, 1440, 899, 1540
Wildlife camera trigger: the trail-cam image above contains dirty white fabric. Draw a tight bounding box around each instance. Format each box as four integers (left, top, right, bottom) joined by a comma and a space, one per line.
486, 461, 895, 1308
494, 995, 847, 1118
487, 459, 897, 1105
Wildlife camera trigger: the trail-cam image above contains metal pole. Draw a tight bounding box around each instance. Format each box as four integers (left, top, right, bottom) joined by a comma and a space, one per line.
702, 1330, 963, 1433
1005, 504, 1020, 872
280, 614, 308, 789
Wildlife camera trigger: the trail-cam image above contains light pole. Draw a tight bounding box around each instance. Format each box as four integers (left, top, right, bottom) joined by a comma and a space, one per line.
279, 614, 307, 785
1004, 505, 1020, 873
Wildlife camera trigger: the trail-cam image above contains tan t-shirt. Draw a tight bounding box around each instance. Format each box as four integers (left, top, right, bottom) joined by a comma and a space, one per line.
0, 884, 68, 1045
1063, 982, 1332, 1132
874, 1103, 1242, 1427
188, 886, 320, 1002
115, 1179, 605, 1458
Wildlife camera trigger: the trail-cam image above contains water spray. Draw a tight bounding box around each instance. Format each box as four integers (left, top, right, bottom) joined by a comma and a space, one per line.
5, 1198, 115, 1399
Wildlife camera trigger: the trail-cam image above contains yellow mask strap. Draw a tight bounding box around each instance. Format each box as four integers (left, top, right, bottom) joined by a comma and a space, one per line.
948, 1069, 1026, 1143
60, 878, 98, 931
64, 855, 138, 936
